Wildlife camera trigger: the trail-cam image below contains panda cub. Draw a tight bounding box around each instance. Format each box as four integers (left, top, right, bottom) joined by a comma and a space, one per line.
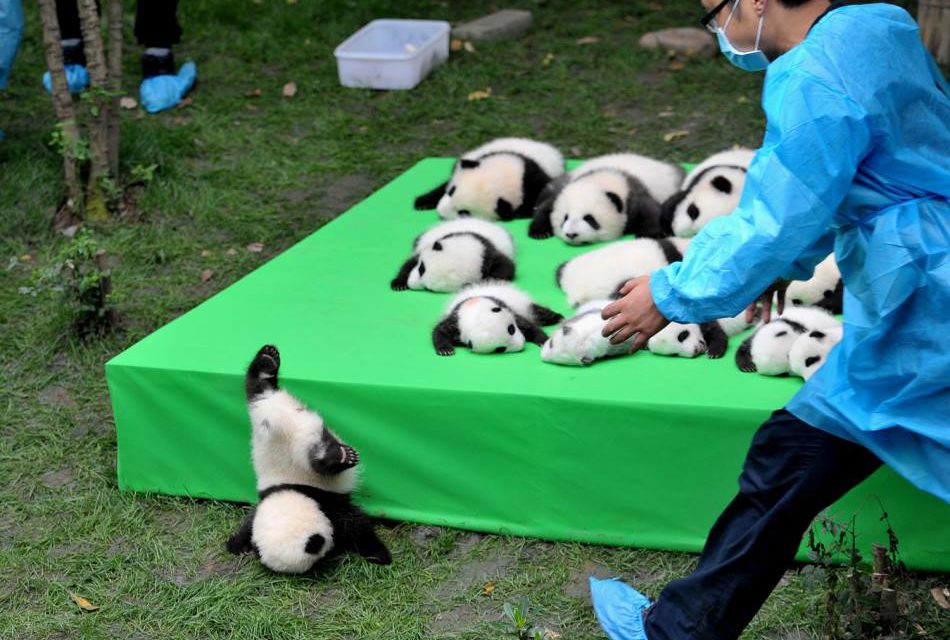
660, 148, 755, 237
391, 219, 516, 292
414, 137, 565, 221
786, 254, 844, 314
226, 345, 391, 573
556, 237, 691, 308
528, 153, 684, 244
735, 306, 842, 375
432, 281, 563, 356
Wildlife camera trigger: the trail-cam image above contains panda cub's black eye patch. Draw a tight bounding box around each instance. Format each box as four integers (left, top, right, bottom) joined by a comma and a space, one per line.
433, 242, 443, 251
775, 331, 788, 337
792, 299, 803, 305
458, 209, 471, 217
711, 176, 733, 194
491, 307, 502, 313
507, 324, 516, 335
677, 330, 690, 343
687, 204, 700, 221
583, 214, 601, 230
810, 330, 826, 339
448, 186, 456, 196
418, 262, 426, 276
805, 356, 821, 367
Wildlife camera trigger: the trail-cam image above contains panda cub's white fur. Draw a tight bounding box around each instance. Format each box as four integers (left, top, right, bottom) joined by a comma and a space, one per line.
414, 137, 565, 221
786, 254, 843, 314
736, 306, 842, 376
789, 325, 843, 380
391, 219, 516, 292
227, 346, 391, 574
529, 153, 684, 245
556, 237, 691, 308
541, 300, 633, 366
660, 148, 755, 238
432, 281, 562, 356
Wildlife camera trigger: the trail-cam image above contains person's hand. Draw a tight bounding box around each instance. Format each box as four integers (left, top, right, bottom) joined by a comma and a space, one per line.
745, 279, 790, 324
601, 275, 670, 354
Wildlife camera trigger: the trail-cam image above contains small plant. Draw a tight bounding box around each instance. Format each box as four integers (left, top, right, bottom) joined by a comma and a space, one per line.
802, 505, 906, 639
20, 228, 118, 338
129, 163, 158, 186
502, 597, 545, 640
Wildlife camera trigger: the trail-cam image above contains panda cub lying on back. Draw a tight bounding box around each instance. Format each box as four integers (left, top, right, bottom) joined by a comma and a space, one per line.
432, 282, 563, 356
529, 153, 683, 244
414, 137, 565, 221
391, 218, 516, 292
226, 345, 391, 573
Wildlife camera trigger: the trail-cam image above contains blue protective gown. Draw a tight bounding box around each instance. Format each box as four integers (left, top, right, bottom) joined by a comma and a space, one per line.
0, 0, 23, 90
650, 4, 950, 503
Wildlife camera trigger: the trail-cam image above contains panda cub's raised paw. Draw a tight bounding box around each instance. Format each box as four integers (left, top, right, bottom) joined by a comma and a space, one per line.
339, 444, 360, 469
246, 345, 281, 399
390, 279, 409, 291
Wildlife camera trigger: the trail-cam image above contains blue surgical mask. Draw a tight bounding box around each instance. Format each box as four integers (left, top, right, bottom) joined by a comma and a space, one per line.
716, 0, 769, 72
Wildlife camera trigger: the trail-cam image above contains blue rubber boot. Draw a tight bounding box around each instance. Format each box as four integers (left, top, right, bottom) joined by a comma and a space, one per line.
590, 577, 653, 640
42, 64, 90, 94
140, 60, 196, 114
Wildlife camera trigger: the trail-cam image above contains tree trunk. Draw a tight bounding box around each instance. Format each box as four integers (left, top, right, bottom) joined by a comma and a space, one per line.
77, 0, 110, 221
106, 0, 123, 179
919, 0, 950, 65
37, 0, 83, 214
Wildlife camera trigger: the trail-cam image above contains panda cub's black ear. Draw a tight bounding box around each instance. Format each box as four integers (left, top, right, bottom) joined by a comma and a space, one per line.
605, 191, 624, 213
711, 176, 733, 194
495, 198, 514, 220
460, 158, 480, 169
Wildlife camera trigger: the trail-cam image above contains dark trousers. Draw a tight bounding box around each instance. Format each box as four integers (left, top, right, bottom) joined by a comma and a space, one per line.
56, 1, 182, 48
644, 409, 883, 640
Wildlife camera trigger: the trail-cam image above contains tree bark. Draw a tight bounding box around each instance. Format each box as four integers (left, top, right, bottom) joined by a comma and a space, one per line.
37, 0, 83, 213
106, 0, 123, 179
77, 0, 110, 220
919, 0, 950, 65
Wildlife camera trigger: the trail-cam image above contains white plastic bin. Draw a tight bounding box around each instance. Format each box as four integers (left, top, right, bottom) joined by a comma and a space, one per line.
334, 19, 451, 90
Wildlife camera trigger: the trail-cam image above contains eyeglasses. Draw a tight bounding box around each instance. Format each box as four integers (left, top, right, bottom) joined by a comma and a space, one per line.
700, 0, 732, 33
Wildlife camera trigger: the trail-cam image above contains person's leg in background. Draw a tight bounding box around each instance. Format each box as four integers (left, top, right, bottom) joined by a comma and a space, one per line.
135, 0, 195, 113
592, 409, 883, 640
0, 0, 25, 139
42, 0, 90, 94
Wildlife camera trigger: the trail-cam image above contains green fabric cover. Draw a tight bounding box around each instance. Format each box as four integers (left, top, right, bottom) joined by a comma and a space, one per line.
106, 158, 950, 570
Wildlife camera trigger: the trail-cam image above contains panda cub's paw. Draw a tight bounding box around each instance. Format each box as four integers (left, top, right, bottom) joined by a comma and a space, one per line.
339, 444, 360, 470
246, 345, 281, 399
390, 279, 409, 291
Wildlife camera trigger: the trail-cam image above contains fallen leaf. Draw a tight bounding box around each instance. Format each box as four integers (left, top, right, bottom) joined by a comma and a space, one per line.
245, 104, 259, 111
69, 593, 99, 612
542, 53, 555, 66
200, 269, 214, 283
19, 254, 32, 262
282, 82, 297, 98
226, 248, 238, 256
464, 41, 476, 53
544, 631, 562, 640
467, 88, 492, 101
932, 587, 950, 609
737, 95, 751, 104
170, 116, 188, 126
200, 250, 212, 258
246, 88, 263, 98
481, 580, 496, 597
576, 36, 600, 45
668, 60, 685, 71
119, 96, 137, 110
177, 97, 193, 108
658, 110, 674, 118
663, 130, 690, 142
451, 38, 463, 52
246, 242, 264, 253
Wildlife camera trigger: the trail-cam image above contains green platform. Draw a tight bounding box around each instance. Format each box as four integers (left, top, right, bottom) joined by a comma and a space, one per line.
106, 158, 950, 571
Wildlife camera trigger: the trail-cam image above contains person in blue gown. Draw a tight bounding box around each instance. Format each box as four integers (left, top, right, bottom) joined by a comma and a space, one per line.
590, 1, 950, 639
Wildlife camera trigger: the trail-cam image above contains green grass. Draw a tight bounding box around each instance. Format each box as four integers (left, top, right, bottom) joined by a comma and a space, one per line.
0, 1, 946, 638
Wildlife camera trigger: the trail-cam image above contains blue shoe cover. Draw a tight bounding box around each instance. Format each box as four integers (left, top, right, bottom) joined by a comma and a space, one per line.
590, 577, 653, 640
43, 64, 90, 94
140, 60, 196, 113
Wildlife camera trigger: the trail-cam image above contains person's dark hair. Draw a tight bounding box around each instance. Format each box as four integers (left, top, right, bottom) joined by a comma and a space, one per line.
776, 0, 818, 7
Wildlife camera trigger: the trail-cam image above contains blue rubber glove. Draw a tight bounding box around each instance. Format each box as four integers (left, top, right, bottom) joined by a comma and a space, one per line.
590, 577, 653, 640
42, 64, 90, 94
0, 0, 24, 90
140, 60, 196, 114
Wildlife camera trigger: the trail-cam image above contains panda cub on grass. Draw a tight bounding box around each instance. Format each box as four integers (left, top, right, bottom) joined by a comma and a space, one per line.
432, 281, 563, 356
660, 148, 755, 237
226, 345, 391, 573
391, 218, 516, 292
414, 137, 565, 221
528, 153, 684, 244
